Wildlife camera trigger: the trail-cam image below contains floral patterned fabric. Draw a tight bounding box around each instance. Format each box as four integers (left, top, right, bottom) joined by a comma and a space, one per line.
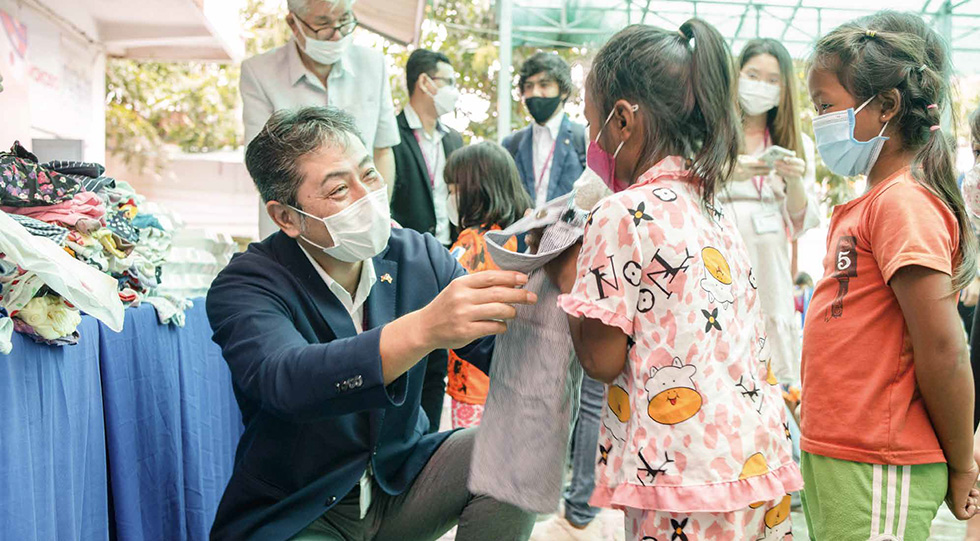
0, 142, 81, 207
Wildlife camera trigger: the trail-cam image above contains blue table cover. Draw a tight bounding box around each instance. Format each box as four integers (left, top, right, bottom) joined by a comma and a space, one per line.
100, 302, 242, 541
0, 300, 243, 541
0, 315, 108, 541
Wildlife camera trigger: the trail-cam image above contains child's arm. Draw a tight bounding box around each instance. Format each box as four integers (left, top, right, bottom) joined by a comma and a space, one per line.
568, 317, 628, 384
892, 264, 978, 518
547, 242, 629, 383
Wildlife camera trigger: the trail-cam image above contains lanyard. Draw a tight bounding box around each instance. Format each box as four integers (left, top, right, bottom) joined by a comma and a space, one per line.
752, 129, 771, 200
414, 130, 440, 188
537, 140, 558, 189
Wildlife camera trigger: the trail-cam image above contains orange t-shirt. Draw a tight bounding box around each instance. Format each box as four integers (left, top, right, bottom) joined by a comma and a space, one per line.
446, 225, 518, 405
801, 167, 959, 466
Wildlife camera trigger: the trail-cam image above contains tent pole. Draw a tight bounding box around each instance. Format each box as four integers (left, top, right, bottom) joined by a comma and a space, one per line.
497, 0, 514, 143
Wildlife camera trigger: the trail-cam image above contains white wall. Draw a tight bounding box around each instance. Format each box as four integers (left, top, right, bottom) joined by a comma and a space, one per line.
0, 0, 106, 162
107, 150, 260, 240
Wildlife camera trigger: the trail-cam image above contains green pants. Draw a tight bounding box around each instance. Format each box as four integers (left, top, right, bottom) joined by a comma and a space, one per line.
801, 451, 947, 541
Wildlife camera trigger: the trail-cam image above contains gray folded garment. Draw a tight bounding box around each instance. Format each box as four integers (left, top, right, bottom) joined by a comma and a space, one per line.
468, 194, 589, 514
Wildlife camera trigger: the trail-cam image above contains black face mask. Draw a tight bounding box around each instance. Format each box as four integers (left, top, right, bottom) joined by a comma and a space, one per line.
525, 96, 563, 125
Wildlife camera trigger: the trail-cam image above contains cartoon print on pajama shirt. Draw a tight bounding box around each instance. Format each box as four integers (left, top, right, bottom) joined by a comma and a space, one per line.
699, 246, 735, 309
645, 357, 703, 425
558, 156, 801, 540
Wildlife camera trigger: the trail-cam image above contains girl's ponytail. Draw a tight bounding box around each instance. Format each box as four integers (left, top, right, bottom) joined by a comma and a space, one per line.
679, 18, 741, 204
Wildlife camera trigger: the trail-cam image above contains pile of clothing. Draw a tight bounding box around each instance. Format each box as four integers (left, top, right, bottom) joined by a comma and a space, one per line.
0, 141, 191, 352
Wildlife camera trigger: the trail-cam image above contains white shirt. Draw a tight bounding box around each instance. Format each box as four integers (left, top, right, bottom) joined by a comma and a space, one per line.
298, 244, 378, 518
531, 113, 564, 207
242, 39, 401, 239
403, 103, 451, 246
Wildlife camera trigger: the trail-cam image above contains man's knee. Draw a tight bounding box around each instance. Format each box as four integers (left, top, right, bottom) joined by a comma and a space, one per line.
462, 495, 536, 541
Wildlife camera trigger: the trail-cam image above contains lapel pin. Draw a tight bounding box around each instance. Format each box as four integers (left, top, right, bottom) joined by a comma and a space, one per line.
381, 273, 393, 284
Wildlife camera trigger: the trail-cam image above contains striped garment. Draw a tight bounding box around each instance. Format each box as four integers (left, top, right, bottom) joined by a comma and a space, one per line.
7, 214, 69, 246
468, 197, 589, 513
43, 160, 116, 193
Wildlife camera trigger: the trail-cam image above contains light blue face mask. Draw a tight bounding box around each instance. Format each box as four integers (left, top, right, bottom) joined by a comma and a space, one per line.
812, 95, 889, 177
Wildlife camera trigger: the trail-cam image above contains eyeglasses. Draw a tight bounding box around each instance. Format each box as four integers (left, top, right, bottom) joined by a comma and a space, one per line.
430, 76, 457, 87
293, 11, 358, 41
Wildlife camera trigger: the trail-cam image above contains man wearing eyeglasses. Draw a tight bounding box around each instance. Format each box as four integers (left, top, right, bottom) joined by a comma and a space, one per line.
390, 49, 462, 250
390, 49, 464, 437
241, 0, 400, 240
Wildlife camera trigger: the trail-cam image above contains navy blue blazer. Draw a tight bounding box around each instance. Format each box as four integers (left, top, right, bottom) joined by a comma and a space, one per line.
206, 228, 493, 540
501, 114, 586, 203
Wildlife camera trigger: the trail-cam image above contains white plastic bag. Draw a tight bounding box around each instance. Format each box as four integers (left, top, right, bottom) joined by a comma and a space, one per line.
0, 211, 124, 331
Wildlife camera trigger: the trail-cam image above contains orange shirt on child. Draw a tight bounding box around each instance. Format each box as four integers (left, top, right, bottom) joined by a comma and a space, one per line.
446, 225, 517, 405
801, 167, 960, 465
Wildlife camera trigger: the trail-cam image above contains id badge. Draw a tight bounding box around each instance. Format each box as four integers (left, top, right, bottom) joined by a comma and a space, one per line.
752, 211, 782, 235
359, 467, 373, 519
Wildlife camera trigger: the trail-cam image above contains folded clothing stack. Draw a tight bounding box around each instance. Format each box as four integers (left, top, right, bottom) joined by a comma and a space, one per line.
0, 141, 189, 351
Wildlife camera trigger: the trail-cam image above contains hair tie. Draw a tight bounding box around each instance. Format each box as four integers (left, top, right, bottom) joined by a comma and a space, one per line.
930, 125, 941, 132
865, 29, 877, 38
927, 103, 938, 110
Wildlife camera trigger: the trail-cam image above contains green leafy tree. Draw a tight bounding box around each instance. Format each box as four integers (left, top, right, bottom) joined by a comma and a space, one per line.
105, 0, 286, 172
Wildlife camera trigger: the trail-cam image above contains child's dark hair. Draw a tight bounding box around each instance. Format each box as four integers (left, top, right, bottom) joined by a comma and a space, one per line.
738, 38, 803, 158
812, 10, 977, 290
794, 272, 814, 289
444, 142, 532, 230
586, 19, 740, 206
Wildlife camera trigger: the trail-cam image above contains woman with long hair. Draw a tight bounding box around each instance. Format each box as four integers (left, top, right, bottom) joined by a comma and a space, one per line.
720, 38, 820, 386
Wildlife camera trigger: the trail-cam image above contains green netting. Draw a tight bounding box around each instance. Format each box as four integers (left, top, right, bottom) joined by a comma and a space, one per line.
507, 0, 980, 72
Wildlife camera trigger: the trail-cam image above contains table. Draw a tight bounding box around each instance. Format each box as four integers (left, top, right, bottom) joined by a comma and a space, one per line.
0, 302, 243, 541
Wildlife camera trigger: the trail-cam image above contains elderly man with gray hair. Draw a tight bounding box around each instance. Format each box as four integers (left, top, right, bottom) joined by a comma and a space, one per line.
207, 106, 537, 540
240, 0, 400, 240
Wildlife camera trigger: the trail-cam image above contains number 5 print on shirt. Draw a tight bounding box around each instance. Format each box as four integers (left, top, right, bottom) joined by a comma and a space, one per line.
826, 235, 858, 321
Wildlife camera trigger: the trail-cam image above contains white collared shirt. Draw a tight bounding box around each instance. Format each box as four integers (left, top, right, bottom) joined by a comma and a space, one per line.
531, 112, 565, 207
242, 39, 401, 239
298, 245, 377, 332
298, 244, 378, 518
403, 103, 451, 246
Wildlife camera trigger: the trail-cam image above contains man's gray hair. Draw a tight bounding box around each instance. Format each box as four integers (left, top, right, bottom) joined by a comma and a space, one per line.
245, 106, 363, 206
286, 0, 355, 17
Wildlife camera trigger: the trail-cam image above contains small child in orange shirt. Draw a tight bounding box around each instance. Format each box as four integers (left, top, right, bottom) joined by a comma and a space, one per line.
801, 11, 980, 539
443, 142, 532, 428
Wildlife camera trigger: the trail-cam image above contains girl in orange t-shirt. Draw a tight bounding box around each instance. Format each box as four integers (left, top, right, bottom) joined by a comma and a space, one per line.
801, 11, 980, 538
443, 141, 532, 428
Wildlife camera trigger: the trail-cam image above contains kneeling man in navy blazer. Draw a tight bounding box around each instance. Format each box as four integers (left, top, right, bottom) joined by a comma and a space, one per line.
206, 106, 538, 541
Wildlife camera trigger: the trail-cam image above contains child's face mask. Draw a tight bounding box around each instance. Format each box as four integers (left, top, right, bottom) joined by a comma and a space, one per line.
812, 95, 889, 178
587, 103, 638, 192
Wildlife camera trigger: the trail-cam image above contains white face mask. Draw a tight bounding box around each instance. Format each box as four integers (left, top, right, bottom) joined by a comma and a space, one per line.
291, 189, 392, 263
429, 85, 460, 117
301, 30, 353, 66
739, 76, 781, 116
446, 192, 459, 226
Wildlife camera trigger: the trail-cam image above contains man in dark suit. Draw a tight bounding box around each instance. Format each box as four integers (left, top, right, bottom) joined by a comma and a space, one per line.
206, 106, 536, 541
501, 52, 586, 207
391, 49, 463, 244
390, 49, 464, 434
